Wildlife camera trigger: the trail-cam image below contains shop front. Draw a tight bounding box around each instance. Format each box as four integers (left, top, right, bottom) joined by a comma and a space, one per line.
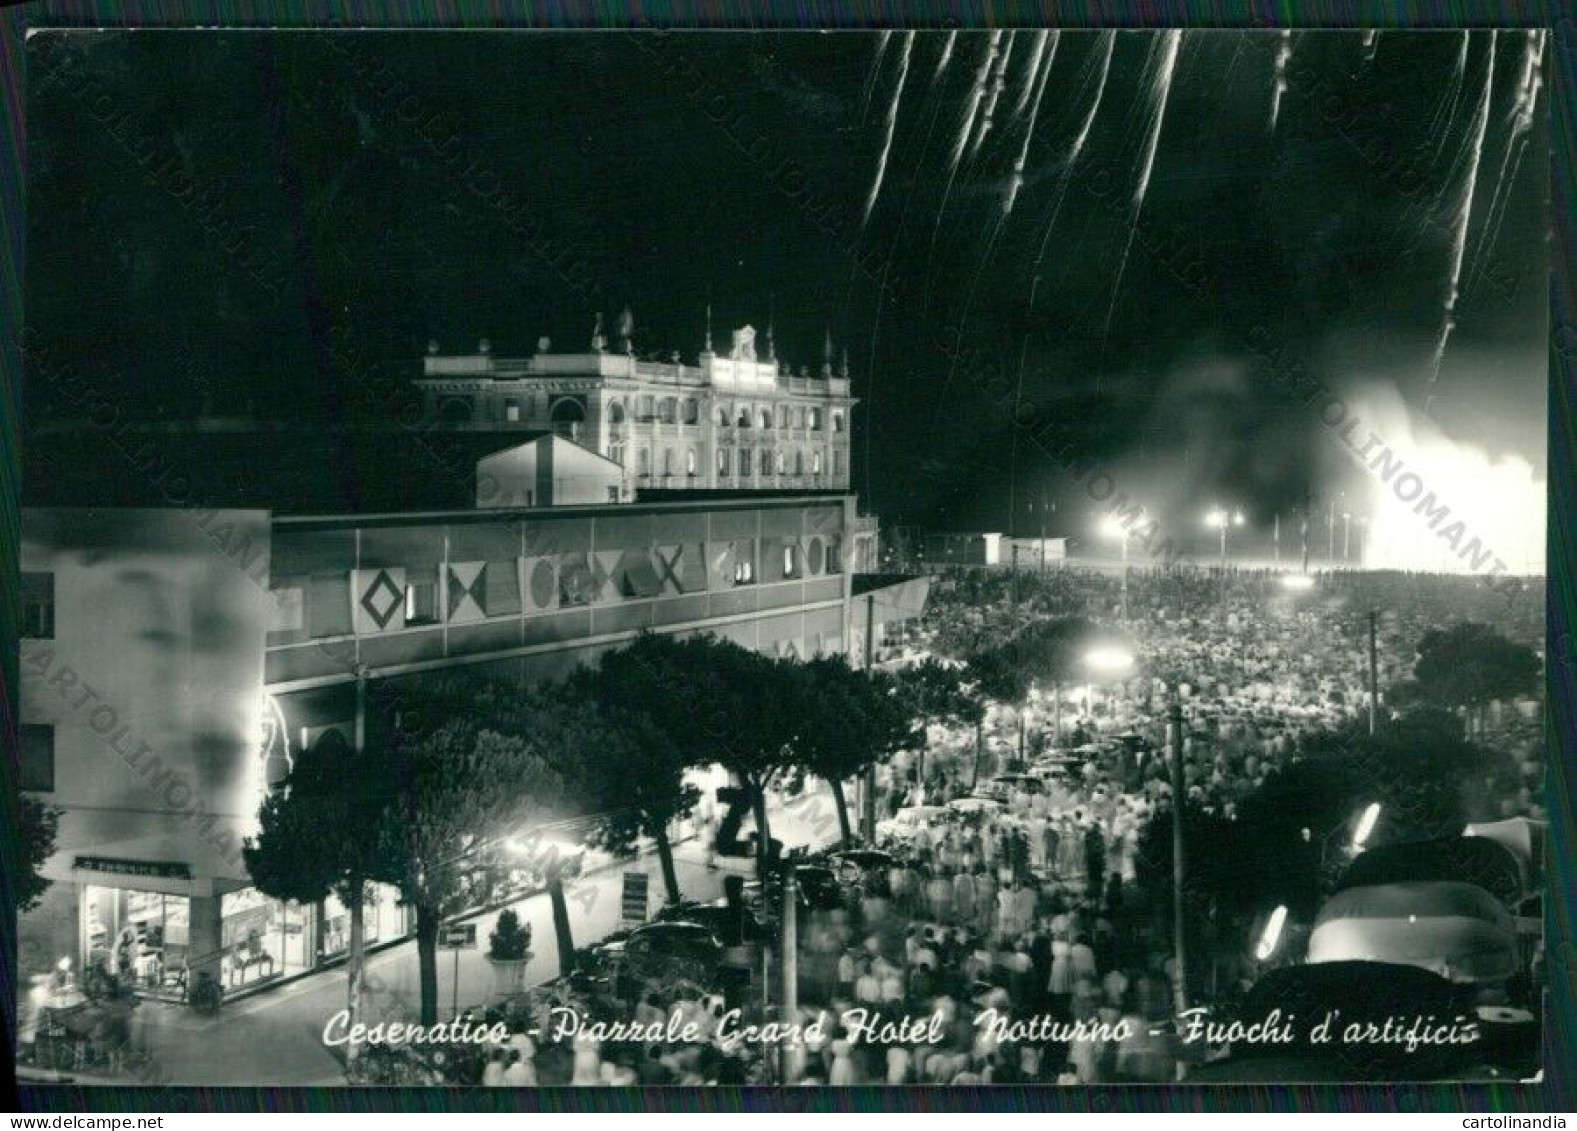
78, 872, 413, 1000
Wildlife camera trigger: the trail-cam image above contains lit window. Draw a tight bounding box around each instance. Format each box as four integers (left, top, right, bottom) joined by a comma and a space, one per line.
809, 408, 822, 430
717, 449, 730, 476
783, 544, 800, 579
686, 449, 697, 476
662, 448, 674, 476
813, 450, 823, 475
832, 411, 845, 433
758, 408, 771, 429
505, 399, 521, 422
682, 399, 699, 425
405, 570, 438, 625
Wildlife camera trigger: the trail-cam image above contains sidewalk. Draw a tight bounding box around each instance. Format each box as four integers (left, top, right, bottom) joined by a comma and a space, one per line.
109, 781, 844, 1086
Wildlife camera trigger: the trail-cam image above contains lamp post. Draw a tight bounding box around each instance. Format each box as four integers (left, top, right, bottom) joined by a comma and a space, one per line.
1273, 513, 1281, 564
1327, 491, 1344, 564
1342, 511, 1352, 562
1205, 508, 1244, 566
1167, 699, 1188, 1022
1099, 515, 1135, 620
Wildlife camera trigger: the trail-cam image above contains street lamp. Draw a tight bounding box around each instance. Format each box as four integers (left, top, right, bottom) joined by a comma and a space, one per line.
1350, 802, 1382, 853
1084, 645, 1134, 721
1255, 904, 1289, 961
1342, 512, 1352, 562
1327, 491, 1345, 563
1099, 515, 1135, 619
1204, 508, 1244, 565
1278, 573, 1315, 592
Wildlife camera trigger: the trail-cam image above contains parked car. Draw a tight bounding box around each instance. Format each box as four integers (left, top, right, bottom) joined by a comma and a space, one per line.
595, 921, 726, 985
653, 899, 764, 945
875, 805, 951, 843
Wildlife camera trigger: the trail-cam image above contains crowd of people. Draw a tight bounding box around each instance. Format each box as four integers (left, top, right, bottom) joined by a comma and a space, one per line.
760, 562, 1546, 1084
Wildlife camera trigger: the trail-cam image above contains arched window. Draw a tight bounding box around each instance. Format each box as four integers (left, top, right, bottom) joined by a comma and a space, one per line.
682, 399, 699, 425
717, 405, 731, 427
812, 450, 823, 475
758, 408, 772, 430
717, 448, 730, 476
608, 401, 627, 424
685, 448, 697, 476
738, 406, 751, 427
549, 397, 586, 440
831, 410, 845, 433
759, 449, 772, 476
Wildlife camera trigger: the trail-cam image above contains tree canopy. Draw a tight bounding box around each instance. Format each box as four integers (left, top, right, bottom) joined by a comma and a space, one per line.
1413, 622, 1540, 711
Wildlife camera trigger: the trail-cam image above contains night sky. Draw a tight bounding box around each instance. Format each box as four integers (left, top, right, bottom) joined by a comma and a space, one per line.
25, 30, 1548, 544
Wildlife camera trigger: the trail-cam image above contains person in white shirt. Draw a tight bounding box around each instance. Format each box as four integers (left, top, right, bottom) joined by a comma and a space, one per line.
482, 1049, 507, 1087
501, 1049, 536, 1087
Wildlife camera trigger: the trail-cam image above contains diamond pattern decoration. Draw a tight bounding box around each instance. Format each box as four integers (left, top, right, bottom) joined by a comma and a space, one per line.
353, 568, 407, 634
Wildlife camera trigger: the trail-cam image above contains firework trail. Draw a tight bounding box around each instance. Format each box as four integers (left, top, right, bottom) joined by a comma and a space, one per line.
949, 32, 1000, 174
1011, 30, 1052, 121
924, 33, 1003, 290
1428, 32, 1472, 156
859, 31, 893, 126
1029, 31, 1117, 275
1269, 30, 1292, 132
862, 31, 915, 228
1362, 29, 1379, 62
1100, 29, 1183, 338
969, 30, 1016, 157
1470, 30, 1544, 283
1426, 29, 1497, 409
1003, 38, 1058, 217
932, 29, 958, 85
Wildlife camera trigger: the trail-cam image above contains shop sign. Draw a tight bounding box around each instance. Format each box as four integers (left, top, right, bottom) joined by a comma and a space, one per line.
74, 856, 191, 880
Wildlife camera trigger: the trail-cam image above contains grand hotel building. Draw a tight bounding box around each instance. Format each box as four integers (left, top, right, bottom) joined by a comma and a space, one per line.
16, 325, 922, 1003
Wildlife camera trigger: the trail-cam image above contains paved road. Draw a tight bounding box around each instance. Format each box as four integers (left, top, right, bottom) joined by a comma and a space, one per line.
119, 783, 844, 1085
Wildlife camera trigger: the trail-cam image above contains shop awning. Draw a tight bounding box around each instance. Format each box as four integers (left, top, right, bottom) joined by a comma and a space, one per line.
851, 573, 931, 622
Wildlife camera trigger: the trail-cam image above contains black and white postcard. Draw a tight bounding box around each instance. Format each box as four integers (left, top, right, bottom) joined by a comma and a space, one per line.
10, 23, 1556, 1100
